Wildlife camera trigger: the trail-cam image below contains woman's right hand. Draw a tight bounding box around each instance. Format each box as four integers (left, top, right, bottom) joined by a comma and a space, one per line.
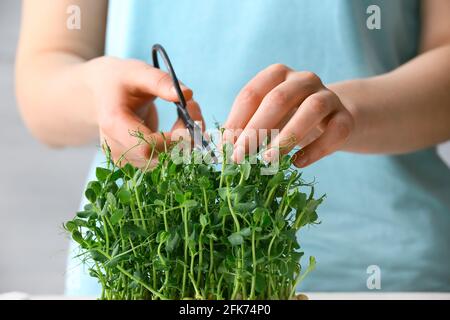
85, 57, 203, 167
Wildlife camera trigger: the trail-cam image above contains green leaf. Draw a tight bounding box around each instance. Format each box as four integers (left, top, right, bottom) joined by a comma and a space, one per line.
109, 169, 123, 182
110, 209, 124, 225
228, 232, 244, 246
157, 181, 168, 194
200, 214, 208, 227
218, 188, 228, 201
291, 192, 307, 211
154, 199, 165, 206
255, 273, 266, 294
280, 154, 292, 170
231, 185, 253, 203
219, 206, 230, 217
76, 210, 95, 219
253, 207, 268, 224
198, 176, 211, 189
71, 230, 85, 246
96, 167, 111, 182
234, 202, 256, 213
89, 249, 108, 263
105, 255, 126, 268
72, 218, 88, 228
175, 193, 185, 204
151, 167, 161, 184
268, 171, 284, 188
184, 199, 198, 208
122, 163, 136, 178
65, 221, 77, 233
239, 227, 251, 237
165, 231, 180, 253
305, 198, 322, 215
261, 211, 272, 227
117, 188, 132, 205
87, 181, 102, 195
122, 223, 148, 238
168, 162, 180, 175
84, 188, 97, 203
83, 203, 94, 211
106, 192, 116, 207
239, 162, 251, 181
223, 164, 238, 177
156, 231, 169, 243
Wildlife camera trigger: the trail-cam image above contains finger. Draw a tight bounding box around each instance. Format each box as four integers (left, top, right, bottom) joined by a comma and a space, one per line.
124, 60, 193, 102
233, 75, 321, 160
170, 99, 206, 144
136, 102, 158, 132
101, 109, 167, 158
100, 133, 149, 168
264, 90, 336, 160
273, 110, 324, 148
171, 99, 205, 132
292, 112, 353, 168
223, 64, 291, 143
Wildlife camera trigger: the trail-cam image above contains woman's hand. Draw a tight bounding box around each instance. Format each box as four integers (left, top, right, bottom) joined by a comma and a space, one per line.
224, 64, 354, 167
85, 57, 203, 167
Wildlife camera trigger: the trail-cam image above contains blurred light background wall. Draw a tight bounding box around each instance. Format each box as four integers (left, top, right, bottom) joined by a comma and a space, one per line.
0, 0, 449, 295
0, 1, 95, 294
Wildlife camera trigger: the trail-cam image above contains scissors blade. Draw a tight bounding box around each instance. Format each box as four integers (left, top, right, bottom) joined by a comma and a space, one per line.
176, 103, 218, 163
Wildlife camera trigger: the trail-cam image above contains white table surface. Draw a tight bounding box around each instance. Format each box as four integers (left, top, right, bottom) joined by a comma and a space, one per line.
1, 292, 449, 300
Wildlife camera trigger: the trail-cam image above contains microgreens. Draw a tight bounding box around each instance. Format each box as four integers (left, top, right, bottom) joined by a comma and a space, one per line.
65, 132, 323, 300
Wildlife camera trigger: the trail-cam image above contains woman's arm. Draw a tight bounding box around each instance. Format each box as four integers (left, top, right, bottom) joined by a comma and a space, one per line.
224, 0, 450, 167
16, 0, 201, 167
332, 0, 450, 154
16, 0, 107, 146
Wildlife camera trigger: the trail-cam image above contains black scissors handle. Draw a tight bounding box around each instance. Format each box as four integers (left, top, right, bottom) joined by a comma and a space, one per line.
151, 44, 217, 161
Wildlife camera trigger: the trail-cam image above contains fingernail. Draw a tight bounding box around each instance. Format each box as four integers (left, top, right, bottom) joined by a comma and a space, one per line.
222, 129, 233, 144
295, 153, 308, 167
291, 153, 298, 163
232, 145, 245, 163
263, 149, 273, 162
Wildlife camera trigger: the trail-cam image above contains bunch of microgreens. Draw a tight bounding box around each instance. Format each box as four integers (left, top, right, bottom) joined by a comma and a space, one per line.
65, 130, 323, 300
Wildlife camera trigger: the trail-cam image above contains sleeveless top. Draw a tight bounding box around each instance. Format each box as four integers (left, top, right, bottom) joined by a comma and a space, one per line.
65, 0, 450, 295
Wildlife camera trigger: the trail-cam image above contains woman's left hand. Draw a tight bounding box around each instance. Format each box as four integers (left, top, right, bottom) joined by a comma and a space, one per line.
224, 64, 355, 168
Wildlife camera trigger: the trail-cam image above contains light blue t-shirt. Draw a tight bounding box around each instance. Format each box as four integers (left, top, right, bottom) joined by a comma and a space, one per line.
65, 0, 450, 295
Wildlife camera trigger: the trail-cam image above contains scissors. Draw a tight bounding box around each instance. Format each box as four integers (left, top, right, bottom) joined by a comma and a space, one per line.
151, 44, 217, 162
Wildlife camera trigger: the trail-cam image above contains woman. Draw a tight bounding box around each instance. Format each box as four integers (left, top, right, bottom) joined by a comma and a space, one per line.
16, 0, 450, 295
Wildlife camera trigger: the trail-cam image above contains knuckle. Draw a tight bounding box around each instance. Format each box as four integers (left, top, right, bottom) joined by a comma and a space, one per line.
308, 94, 329, 115
330, 116, 351, 139
268, 63, 289, 74
239, 86, 260, 105
266, 89, 289, 107
155, 72, 171, 89
299, 71, 321, 84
